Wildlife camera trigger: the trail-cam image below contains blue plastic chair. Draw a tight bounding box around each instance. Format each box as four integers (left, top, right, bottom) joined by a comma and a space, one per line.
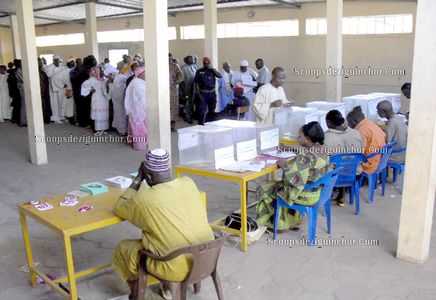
273, 170, 339, 246
360, 143, 394, 203
387, 147, 406, 183
329, 153, 367, 215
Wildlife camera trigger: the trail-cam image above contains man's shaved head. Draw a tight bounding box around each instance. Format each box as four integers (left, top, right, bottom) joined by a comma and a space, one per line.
377, 100, 394, 119
346, 106, 365, 129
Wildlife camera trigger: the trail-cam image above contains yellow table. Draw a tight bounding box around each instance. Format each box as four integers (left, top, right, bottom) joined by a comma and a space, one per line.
18, 187, 158, 300
280, 137, 299, 147
175, 163, 279, 252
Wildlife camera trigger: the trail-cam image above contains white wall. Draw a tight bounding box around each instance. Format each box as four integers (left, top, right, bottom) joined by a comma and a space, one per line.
27, 1, 416, 103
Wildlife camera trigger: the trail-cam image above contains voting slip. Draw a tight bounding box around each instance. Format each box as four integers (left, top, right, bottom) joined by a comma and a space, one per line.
67, 190, 90, 198
105, 176, 133, 189
34, 202, 54, 211
79, 182, 108, 196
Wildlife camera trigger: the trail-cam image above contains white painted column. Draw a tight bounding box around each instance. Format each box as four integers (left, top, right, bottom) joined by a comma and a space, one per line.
143, 0, 171, 153
85, 1, 99, 62
10, 14, 22, 59
397, 0, 436, 263
326, 0, 343, 102
204, 0, 218, 68
16, 0, 47, 165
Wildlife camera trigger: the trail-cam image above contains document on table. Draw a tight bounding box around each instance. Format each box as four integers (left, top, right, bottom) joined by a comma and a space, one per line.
178, 132, 199, 150
263, 149, 296, 159
220, 160, 266, 173
214, 145, 236, 169
236, 139, 257, 161
260, 128, 279, 151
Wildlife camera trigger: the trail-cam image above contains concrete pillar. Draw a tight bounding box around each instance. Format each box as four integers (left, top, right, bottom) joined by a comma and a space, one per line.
10, 14, 22, 59
143, 0, 171, 153
16, 0, 47, 165
397, 0, 436, 264
204, 0, 218, 68
85, 1, 99, 62
326, 0, 343, 102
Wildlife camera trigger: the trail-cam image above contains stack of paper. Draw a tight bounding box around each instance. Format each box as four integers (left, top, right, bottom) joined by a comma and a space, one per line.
80, 182, 108, 196
105, 176, 133, 189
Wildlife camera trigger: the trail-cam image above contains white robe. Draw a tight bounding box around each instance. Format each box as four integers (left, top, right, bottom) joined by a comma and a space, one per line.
252, 83, 291, 125
124, 77, 148, 150
112, 73, 128, 135
232, 70, 258, 120
45, 64, 71, 121
81, 77, 109, 131
0, 73, 11, 121
124, 77, 146, 123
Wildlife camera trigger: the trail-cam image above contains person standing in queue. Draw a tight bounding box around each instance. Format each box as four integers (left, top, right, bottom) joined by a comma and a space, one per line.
193, 57, 222, 125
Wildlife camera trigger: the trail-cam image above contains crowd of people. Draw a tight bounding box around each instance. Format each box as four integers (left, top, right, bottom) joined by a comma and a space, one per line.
0, 52, 288, 149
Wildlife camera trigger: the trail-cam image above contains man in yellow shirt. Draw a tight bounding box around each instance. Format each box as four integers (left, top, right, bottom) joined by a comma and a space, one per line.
112, 149, 214, 299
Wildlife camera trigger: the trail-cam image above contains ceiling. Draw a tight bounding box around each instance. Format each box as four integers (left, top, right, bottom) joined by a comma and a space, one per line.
0, 0, 414, 27
0, 0, 306, 27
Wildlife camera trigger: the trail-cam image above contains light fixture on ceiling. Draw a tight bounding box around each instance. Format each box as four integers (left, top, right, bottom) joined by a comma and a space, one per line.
247, 9, 255, 18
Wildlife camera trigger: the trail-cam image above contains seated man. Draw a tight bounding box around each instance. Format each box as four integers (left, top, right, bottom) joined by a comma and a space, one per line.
377, 100, 408, 162
400, 82, 411, 119
223, 84, 249, 117
324, 109, 363, 154
112, 149, 214, 299
256, 122, 330, 230
325, 109, 364, 207
346, 106, 386, 174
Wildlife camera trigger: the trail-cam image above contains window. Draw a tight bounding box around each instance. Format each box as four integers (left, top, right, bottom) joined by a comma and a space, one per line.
36, 33, 85, 47
108, 49, 128, 65
305, 14, 413, 35
218, 20, 299, 38
306, 18, 327, 35
343, 14, 413, 35
180, 20, 299, 40
40, 54, 54, 65
97, 27, 177, 43
180, 25, 205, 40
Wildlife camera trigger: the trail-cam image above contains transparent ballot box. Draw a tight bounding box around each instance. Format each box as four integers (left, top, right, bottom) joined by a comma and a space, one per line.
256, 125, 280, 153
285, 107, 317, 138
206, 119, 258, 161
305, 101, 347, 118
272, 107, 293, 137
367, 93, 401, 114
343, 93, 399, 120
177, 125, 234, 167
306, 110, 328, 132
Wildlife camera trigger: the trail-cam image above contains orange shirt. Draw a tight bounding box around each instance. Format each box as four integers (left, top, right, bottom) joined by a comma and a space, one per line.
355, 119, 386, 174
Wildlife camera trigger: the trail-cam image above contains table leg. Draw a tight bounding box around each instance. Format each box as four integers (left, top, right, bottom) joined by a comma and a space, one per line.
63, 234, 78, 300
19, 212, 37, 287
240, 181, 248, 252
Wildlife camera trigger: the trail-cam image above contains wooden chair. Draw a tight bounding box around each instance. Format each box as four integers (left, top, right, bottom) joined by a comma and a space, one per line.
134, 237, 225, 300
236, 106, 249, 120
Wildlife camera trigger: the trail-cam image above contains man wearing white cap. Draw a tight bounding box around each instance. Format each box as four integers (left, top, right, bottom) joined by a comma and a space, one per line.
112, 149, 214, 300
231, 60, 258, 120
45, 55, 71, 123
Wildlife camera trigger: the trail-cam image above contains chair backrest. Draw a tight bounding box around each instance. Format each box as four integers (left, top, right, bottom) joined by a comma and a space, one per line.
237, 106, 250, 120
376, 143, 394, 172
183, 237, 225, 284
330, 153, 367, 184
304, 170, 339, 206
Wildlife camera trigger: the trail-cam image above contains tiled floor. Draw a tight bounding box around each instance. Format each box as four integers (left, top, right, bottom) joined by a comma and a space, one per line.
0, 122, 435, 300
